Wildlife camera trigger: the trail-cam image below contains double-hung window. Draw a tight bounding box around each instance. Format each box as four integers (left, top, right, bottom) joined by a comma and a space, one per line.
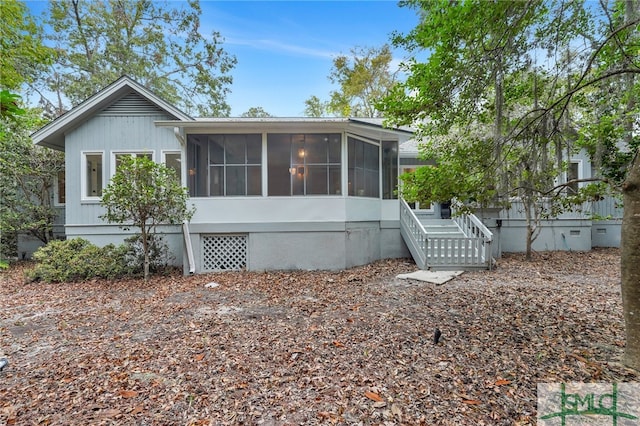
111, 151, 154, 177
82, 151, 104, 201
163, 151, 182, 185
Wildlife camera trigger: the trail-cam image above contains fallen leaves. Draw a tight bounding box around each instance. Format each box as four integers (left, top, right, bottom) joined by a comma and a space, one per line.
364, 391, 383, 402
118, 390, 138, 398
0, 249, 635, 425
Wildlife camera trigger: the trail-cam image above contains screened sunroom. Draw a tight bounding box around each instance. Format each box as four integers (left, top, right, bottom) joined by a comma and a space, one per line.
184, 131, 398, 199
155, 118, 412, 272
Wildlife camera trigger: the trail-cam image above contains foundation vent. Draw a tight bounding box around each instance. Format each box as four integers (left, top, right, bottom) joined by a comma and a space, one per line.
202, 234, 247, 271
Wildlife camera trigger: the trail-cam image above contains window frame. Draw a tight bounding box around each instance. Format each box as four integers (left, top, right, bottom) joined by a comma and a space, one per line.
81, 151, 105, 202
347, 135, 380, 198
110, 150, 155, 180
267, 133, 342, 197
187, 134, 263, 197
162, 150, 182, 185
566, 160, 583, 194
53, 169, 66, 206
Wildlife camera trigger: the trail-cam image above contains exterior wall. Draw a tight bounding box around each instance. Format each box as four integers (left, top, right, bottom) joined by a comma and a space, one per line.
65, 224, 184, 267
492, 196, 622, 253
184, 197, 409, 272
61, 108, 184, 263
498, 218, 593, 253
591, 220, 622, 247
64, 112, 179, 228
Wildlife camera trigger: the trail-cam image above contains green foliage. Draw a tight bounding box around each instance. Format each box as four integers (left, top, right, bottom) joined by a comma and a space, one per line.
0, 109, 64, 258
380, 0, 639, 259
0, 0, 54, 91
101, 156, 194, 279
240, 107, 274, 118
307, 45, 396, 118
0, 90, 25, 119
123, 234, 174, 275
304, 95, 328, 117
28, 238, 129, 283
37, 0, 235, 117
101, 156, 194, 229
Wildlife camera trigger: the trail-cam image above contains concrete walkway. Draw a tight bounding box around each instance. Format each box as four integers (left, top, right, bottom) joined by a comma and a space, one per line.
396, 270, 463, 285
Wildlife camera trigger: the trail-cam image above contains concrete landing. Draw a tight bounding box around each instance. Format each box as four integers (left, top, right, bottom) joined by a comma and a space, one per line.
396, 270, 464, 285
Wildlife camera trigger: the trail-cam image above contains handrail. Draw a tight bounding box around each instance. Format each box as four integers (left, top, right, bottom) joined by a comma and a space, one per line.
401, 198, 493, 270
454, 213, 493, 242
400, 198, 429, 235
400, 198, 428, 269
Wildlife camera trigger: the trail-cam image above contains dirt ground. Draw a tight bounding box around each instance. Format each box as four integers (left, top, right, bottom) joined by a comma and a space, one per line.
0, 248, 637, 425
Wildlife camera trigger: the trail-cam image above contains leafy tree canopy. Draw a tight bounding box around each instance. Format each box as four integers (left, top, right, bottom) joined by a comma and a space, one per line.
378, 0, 640, 369
34, 0, 236, 117
240, 107, 274, 118
306, 44, 397, 117
0, 0, 54, 91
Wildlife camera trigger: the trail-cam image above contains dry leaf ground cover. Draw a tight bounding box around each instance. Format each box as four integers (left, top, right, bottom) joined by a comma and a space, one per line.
1, 248, 637, 425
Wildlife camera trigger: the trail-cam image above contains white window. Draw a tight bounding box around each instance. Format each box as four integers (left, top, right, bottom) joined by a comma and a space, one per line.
110, 151, 154, 178
162, 151, 182, 185
567, 160, 582, 194
81, 151, 104, 201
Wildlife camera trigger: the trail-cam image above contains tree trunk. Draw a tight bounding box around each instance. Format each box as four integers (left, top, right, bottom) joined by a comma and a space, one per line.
622, 153, 640, 370
142, 228, 150, 281
621, 0, 639, 371
523, 199, 534, 261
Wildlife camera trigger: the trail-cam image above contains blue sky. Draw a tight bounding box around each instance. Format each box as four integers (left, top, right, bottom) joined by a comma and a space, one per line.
26, 1, 420, 117
201, 1, 420, 116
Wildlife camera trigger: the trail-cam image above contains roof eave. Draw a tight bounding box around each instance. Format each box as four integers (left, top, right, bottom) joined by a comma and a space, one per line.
31, 76, 193, 151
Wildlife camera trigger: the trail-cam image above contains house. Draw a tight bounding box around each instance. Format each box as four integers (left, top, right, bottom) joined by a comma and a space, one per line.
29, 76, 620, 274
31, 77, 419, 273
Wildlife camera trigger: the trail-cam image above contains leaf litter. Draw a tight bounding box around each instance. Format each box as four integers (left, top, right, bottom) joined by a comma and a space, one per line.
0, 248, 636, 425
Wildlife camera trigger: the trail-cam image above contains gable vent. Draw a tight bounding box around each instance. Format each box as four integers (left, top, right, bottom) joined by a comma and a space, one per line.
98, 92, 167, 116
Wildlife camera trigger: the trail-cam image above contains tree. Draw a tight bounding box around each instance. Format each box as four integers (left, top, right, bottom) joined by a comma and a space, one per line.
379, 0, 640, 368
0, 109, 64, 258
240, 107, 274, 118
306, 44, 397, 117
0, 1, 58, 260
0, 0, 54, 91
100, 156, 194, 280
32, 0, 236, 117
303, 95, 328, 117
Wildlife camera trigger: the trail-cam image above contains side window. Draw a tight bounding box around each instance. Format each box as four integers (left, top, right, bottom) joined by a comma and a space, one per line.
163, 151, 182, 185
82, 152, 103, 200
567, 161, 580, 194
54, 170, 66, 205
382, 140, 398, 199
112, 151, 154, 176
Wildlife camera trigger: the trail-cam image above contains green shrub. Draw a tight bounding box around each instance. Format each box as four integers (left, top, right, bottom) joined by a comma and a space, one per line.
28, 238, 130, 282
123, 234, 174, 275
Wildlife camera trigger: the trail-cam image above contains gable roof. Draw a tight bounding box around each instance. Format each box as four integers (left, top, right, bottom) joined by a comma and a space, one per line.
31, 76, 192, 151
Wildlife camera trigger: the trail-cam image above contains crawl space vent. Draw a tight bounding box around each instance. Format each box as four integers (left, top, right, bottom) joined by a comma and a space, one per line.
202, 235, 247, 271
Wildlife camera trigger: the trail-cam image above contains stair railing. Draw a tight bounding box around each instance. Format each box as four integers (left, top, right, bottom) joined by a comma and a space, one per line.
399, 198, 428, 269
452, 212, 494, 269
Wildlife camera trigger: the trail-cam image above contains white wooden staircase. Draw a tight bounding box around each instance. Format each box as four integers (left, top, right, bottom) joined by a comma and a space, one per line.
400, 199, 494, 270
